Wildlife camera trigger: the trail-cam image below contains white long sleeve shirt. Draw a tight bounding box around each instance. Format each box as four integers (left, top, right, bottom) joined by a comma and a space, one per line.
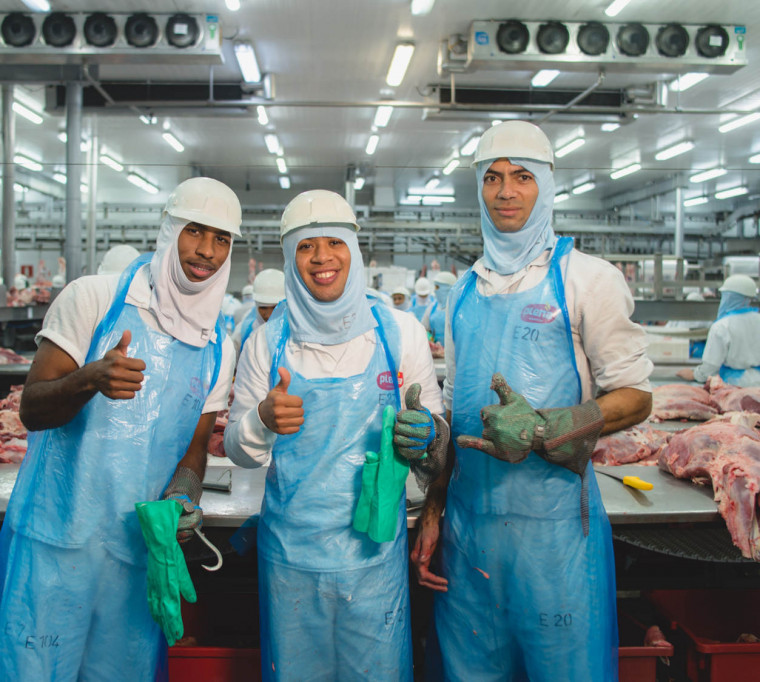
443, 248, 653, 409
224, 307, 444, 467
693, 311, 760, 385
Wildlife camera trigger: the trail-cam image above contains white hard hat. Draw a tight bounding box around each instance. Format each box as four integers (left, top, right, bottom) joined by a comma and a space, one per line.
13, 274, 28, 289
391, 286, 410, 298
51, 274, 66, 288
252, 268, 286, 305
98, 244, 140, 275
434, 271, 457, 286
685, 292, 704, 302
719, 274, 757, 298
241, 284, 254, 297
473, 120, 554, 170
280, 190, 359, 242
164, 177, 243, 237
414, 277, 432, 296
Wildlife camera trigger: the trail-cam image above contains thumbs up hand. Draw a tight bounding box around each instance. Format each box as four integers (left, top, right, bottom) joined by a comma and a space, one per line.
393, 383, 435, 461
259, 367, 305, 434
95, 330, 147, 400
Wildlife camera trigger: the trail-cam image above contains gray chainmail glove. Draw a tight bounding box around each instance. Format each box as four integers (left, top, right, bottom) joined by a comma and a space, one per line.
162, 466, 203, 543
534, 400, 604, 476
409, 413, 450, 493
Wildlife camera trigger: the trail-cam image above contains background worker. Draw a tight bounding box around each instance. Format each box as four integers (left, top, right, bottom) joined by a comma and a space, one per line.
412, 121, 652, 681
411, 276, 435, 324
223, 190, 447, 681
0, 177, 240, 681
391, 285, 412, 312
97, 244, 141, 276
231, 268, 286, 357
676, 274, 760, 386
233, 283, 256, 327
425, 271, 457, 346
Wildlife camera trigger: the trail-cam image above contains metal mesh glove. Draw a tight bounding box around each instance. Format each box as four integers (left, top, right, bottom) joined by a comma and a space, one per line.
456, 373, 604, 476
393, 384, 435, 460
162, 466, 202, 543
135, 499, 197, 646
409, 414, 450, 493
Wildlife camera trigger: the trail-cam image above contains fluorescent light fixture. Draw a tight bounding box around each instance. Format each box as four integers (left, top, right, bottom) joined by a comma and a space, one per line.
689, 168, 726, 183
715, 186, 748, 200
373, 105, 394, 128
422, 195, 456, 205
554, 192, 570, 203
354, 177, 366, 190
386, 43, 415, 87
401, 195, 422, 205
162, 132, 184, 153
572, 181, 596, 195
234, 42, 262, 83
410, 0, 435, 15
264, 134, 281, 155
425, 176, 440, 190
365, 134, 379, 155
139, 114, 156, 125
20, 0, 50, 11
57, 131, 90, 152
58, 131, 67, 143
13, 183, 27, 193
531, 69, 560, 88
225, 0, 240, 10
459, 134, 481, 157
442, 158, 460, 175
670, 72, 709, 92
279, 176, 291, 189
555, 137, 585, 159
719, 112, 760, 133
53, 172, 66, 184
12, 102, 42, 124
654, 140, 695, 161
256, 106, 269, 126
604, 0, 632, 17
276, 157, 288, 174
601, 122, 620, 132
408, 186, 454, 196
750, 153, 760, 164
127, 173, 159, 194
610, 163, 641, 179
684, 196, 709, 207
14, 153, 43, 172
100, 154, 124, 172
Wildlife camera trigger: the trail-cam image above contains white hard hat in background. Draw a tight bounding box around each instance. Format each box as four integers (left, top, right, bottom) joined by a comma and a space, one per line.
164, 177, 243, 237
98, 244, 141, 275
241, 284, 254, 297
473, 120, 554, 169
719, 274, 758, 298
391, 286, 410, 298
51, 274, 66, 288
280, 190, 360, 242
434, 271, 457, 286
414, 277, 432, 296
13, 274, 28, 289
252, 268, 286, 305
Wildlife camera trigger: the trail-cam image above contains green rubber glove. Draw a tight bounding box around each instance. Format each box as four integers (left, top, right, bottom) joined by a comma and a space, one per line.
135, 499, 197, 646
353, 405, 410, 543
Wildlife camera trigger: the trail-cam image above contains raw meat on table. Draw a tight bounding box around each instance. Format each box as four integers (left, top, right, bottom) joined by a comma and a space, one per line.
592, 423, 671, 465
651, 384, 719, 422
705, 376, 760, 414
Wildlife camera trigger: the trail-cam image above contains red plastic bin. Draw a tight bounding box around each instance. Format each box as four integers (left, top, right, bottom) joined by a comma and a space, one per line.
169, 647, 260, 682
618, 607, 674, 682
647, 589, 760, 682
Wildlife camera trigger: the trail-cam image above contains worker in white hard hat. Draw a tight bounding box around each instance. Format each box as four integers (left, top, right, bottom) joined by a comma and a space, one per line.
391, 285, 412, 312
97, 244, 141, 276
232, 283, 256, 328
411, 121, 653, 682
411, 276, 435, 325
0, 177, 241, 680
424, 271, 458, 345
677, 274, 760, 386
231, 268, 286, 356
224, 189, 447, 681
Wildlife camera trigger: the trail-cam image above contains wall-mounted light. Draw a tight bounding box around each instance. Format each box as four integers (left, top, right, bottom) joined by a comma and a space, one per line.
670, 72, 709, 92
373, 105, 394, 128
127, 172, 159, 194
100, 153, 124, 172
554, 191, 571, 203
531, 69, 560, 88
555, 137, 585, 159
162, 131, 184, 153
14, 153, 43, 171
279, 176, 291, 189
386, 43, 415, 87
654, 140, 694, 161
718, 112, 760, 134
365, 134, 379, 155
459, 134, 481, 157
610, 163, 641, 179
715, 186, 748, 200
276, 157, 288, 174
683, 196, 709, 207
442, 158, 460, 175
264, 134, 281, 155
689, 168, 726, 183
256, 106, 269, 126
234, 42, 262, 83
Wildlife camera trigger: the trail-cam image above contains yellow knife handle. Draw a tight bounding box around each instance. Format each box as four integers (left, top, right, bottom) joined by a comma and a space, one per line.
622, 476, 653, 491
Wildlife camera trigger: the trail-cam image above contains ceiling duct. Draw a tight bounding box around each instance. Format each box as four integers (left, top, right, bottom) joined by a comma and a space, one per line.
462, 20, 746, 75
0, 12, 222, 65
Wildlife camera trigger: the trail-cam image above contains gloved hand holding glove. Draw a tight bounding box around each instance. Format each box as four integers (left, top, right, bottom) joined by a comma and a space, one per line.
456, 373, 604, 476
162, 466, 203, 543
135, 499, 197, 646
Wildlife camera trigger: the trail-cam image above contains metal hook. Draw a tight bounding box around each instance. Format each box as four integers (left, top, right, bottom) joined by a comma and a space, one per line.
194, 527, 223, 572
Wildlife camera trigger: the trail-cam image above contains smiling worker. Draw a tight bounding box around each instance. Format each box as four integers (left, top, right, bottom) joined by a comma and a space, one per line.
224, 189, 447, 681
0, 177, 240, 681
411, 121, 653, 681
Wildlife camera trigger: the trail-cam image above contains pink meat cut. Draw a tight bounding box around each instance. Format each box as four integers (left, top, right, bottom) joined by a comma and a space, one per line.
658, 414, 760, 560
705, 376, 760, 414
592, 423, 671, 465
651, 384, 719, 422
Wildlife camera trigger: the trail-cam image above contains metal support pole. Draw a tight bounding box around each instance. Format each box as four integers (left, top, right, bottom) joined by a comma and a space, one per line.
86, 120, 98, 276
65, 81, 83, 282
1, 85, 15, 289
674, 186, 684, 300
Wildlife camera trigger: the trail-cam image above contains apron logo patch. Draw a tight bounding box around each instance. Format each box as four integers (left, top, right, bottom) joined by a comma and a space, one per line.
377, 371, 404, 390
521, 303, 560, 324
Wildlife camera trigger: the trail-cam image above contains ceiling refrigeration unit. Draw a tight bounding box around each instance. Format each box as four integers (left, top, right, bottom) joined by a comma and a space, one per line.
0, 11, 223, 65
461, 20, 747, 75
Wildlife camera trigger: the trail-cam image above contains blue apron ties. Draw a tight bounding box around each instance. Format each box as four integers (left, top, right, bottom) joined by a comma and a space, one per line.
0, 254, 221, 681
435, 237, 618, 682
258, 302, 412, 681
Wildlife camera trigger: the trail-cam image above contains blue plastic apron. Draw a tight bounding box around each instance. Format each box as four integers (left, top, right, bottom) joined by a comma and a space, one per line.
435, 237, 618, 682
239, 307, 264, 351
412, 297, 435, 324
0, 254, 222, 681
716, 308, 760, 385
258, 301, 412, 681
429, 305, 446, 345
